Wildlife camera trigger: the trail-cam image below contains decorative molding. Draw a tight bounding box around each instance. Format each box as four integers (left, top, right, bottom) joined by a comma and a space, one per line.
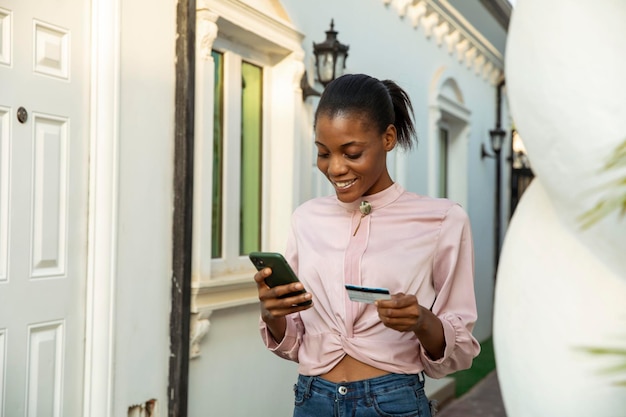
455, 39, 469, 62
483, 60, 494, 81
407, 1, 427, 28
192, 275, 259, 313
0, 8, 12, 66
444, 30, 460, 54
196, 2, 218, 61
0, 108, 8, 282
383, 0, 504, 84
433, 21, 449, 46
392, 0, 413, 17
433, 0, 503, 62
474, 54, 485, 75
436, 91, 471, 120
189, 311, 212, 359
421, 12, 439, 38
207, 0, 304, 55
465, 47, 477, 68
33, 20, 70, 79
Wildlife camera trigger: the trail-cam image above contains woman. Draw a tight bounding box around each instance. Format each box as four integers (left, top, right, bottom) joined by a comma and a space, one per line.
255, 73, 480, 416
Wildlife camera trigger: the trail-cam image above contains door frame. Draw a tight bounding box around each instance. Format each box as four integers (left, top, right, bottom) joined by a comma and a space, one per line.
168, 0, 195, 416
83, 0, 120, 416
82, 1, 195, 416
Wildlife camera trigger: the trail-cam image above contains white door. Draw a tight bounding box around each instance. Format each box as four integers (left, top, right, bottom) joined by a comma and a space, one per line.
0, 0, 89, 415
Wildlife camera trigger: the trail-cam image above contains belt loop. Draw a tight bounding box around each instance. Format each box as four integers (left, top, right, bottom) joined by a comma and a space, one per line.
418, 371, 426, 385
299, 375, 314, 399
363, 379, 373, 407
306, 375, 315, 398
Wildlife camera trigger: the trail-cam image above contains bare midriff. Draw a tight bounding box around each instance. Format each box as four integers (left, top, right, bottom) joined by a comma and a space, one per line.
320, 354, 390, 383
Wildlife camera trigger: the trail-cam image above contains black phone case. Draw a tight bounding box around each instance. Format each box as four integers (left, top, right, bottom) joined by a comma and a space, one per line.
249, 251, 312, 306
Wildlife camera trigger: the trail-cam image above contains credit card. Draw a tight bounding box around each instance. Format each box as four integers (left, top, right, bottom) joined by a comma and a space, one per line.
345, 284, 391, 304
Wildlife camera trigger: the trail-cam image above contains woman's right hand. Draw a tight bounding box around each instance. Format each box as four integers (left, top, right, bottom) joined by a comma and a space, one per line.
254, 267, 312, 342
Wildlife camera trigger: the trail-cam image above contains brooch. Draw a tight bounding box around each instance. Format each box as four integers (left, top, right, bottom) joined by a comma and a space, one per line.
353, 201, 372, 236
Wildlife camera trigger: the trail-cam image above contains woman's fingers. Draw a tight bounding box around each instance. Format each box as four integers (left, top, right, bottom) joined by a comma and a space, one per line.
376, 293, 421, 332
255, 268, 312, 319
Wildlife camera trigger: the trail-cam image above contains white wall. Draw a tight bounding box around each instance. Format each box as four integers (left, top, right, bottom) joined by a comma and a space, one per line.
112, 0, 176, 414
188, 304, 298, 417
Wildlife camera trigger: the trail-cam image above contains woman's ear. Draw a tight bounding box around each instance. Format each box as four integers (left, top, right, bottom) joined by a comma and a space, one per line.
383, 124, 397, 151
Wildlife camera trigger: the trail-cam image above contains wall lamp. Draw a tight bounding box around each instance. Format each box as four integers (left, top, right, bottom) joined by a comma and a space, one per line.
482, 79, 506, 279
481, 127, 506, 159
301, 19, 350, 100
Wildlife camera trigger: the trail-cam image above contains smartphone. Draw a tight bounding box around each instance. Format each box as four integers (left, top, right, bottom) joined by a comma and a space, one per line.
249, 251, 312, 306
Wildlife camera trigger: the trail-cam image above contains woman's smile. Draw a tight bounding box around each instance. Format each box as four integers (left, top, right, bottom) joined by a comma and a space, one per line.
332, 178, 358, 190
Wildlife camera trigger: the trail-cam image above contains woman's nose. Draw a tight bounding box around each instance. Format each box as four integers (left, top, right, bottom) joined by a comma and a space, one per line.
327, 155, 348, 176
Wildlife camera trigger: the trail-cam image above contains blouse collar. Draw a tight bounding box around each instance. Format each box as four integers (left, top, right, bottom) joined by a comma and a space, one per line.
336, 182, 404, 212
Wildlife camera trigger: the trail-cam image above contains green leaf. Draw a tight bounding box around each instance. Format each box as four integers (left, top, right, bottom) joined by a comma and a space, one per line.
578, 138, 626, 229
577, 345, 626, 386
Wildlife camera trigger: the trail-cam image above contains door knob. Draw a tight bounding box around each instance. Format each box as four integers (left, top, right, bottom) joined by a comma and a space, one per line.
17, 107, 28, 124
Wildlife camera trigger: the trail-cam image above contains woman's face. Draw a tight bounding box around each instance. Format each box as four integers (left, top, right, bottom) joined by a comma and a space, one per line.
315, 113, 396, 203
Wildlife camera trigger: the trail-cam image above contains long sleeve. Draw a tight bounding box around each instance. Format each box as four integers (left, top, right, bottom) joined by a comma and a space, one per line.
257, 185, 481, 377
420, 204, 481, 378
259, 313, 304, 362
258, 218, 306, 362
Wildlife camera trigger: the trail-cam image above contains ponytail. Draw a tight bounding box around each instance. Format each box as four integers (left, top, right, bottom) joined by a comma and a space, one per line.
382, 79, 417, 150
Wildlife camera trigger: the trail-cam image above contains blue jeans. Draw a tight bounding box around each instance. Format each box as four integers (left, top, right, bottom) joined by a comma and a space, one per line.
293, 373, 433, 417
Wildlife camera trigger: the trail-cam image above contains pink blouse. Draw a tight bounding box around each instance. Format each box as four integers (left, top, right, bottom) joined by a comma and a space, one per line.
260, 183, 480, 379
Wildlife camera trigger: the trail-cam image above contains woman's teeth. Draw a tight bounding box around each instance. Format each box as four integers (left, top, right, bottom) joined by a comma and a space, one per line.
334, 179, 356, 189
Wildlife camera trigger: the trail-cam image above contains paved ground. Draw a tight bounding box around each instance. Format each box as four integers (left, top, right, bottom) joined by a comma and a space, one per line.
436, 371, 507, 417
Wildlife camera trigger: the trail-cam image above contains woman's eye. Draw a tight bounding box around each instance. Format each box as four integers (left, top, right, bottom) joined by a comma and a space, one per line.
345, 153, 362, 160
317, 153, 329, 159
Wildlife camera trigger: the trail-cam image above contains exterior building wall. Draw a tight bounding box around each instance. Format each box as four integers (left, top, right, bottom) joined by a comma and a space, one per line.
111, 0, 176, 415
1, 0, 506, 416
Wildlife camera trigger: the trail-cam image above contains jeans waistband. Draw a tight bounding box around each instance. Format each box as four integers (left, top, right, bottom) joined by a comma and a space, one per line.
297, 372, 425, 400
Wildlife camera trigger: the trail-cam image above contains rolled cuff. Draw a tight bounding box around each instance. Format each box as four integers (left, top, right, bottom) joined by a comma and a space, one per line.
259, 315, 301, 363
420, 312, 480, 379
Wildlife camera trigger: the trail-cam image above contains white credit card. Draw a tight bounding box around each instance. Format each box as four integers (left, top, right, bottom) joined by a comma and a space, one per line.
345, 284, 391, 304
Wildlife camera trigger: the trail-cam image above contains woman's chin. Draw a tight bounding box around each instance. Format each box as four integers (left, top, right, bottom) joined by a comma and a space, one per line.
335, 193, 358, 203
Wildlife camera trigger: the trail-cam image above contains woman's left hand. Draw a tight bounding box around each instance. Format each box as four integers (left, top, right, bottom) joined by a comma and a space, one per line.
375, 293, 423, 333
376, 292, 446, 360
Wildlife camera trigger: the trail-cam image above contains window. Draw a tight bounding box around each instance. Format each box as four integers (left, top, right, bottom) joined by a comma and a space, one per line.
211, 49, 263, 273
191, 1, 304, 312
211, 51, 224, 259
428, 76, 470, 209
239, 62, 263, 254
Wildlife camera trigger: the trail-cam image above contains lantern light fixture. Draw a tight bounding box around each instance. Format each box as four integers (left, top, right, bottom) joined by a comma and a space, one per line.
482, 79, 507, 280
487, 127, 506, 155
301, 19, 350, 100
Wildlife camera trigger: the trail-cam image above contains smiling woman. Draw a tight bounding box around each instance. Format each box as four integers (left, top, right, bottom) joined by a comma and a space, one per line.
254, 73, 481, 417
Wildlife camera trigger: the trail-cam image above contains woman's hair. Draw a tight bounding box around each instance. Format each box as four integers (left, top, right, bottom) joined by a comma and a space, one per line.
314, 73, 418, 150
